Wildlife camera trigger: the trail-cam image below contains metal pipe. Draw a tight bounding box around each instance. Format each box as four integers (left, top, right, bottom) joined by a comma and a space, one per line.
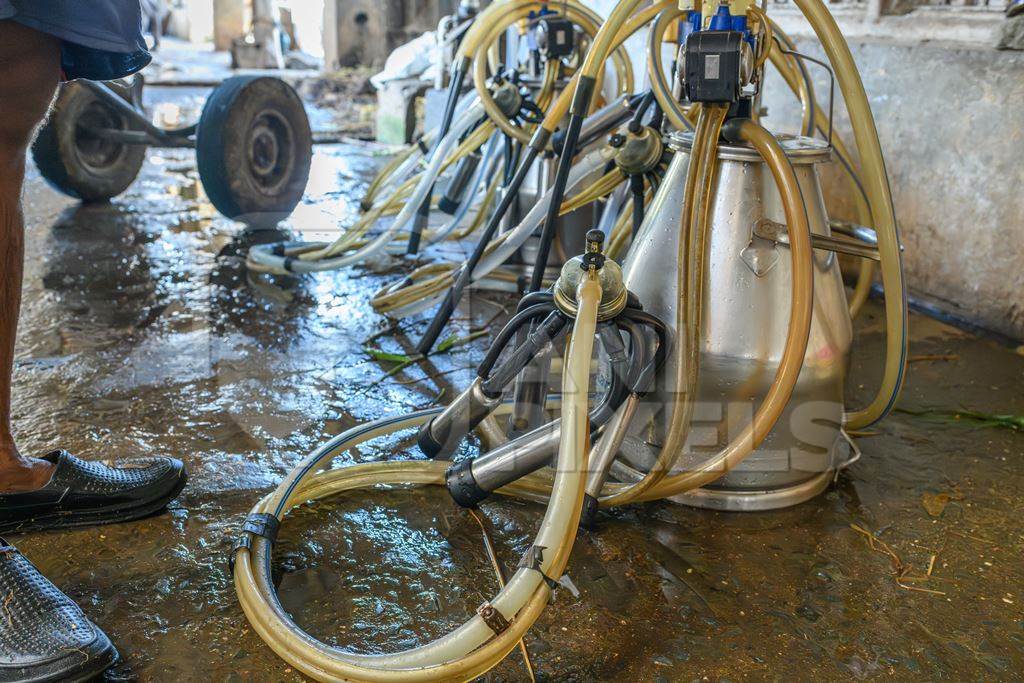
417, 379, 502, 460
447, 420, 562, 508
755, 218, 880, 261
475, 414, 508, 451
85, 127, 195, 148
812, 233, 880, 261
580, 394, 639, 528
449, 319, 641, 509
829, 219, 879, 245
78, 80, 195, 144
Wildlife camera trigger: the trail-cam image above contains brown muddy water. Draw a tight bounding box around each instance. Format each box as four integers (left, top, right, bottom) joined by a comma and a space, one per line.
8, 86, 1024, 681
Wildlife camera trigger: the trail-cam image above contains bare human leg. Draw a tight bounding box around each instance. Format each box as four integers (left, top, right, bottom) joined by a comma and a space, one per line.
0, 20, 61, 493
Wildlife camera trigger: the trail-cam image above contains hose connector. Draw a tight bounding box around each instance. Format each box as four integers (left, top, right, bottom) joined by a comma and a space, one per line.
445, 459, 488, 508
553, 230, 627, 321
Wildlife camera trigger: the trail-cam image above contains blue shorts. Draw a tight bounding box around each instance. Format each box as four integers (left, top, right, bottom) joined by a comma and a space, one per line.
0, 0, 151, 81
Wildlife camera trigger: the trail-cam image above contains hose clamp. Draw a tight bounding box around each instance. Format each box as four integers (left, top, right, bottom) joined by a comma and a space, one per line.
517, 545, 560, 591
476, 602, 510, 635
229, 513, 281, 574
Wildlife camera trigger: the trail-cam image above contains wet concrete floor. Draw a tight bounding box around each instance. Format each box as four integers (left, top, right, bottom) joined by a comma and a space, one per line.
8, 86, 1024, 681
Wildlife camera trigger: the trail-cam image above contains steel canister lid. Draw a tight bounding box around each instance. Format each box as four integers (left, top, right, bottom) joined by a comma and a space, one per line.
667, 131, 832, 164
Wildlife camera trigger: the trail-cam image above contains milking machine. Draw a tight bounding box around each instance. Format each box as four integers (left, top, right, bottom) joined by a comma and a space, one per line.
233, 0, 908, 679
31, 75, 312, 226
244, 0, 647, 322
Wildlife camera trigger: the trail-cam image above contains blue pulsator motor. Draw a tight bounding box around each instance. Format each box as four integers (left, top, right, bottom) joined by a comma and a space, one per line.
692, 3, 755, 48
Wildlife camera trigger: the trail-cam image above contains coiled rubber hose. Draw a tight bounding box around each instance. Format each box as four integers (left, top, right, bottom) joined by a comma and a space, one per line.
234, 273, 601, 682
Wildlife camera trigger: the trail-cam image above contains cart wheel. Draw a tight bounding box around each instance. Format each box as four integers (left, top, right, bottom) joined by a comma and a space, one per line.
196, 76, 312, 227
31, 80, 147, 202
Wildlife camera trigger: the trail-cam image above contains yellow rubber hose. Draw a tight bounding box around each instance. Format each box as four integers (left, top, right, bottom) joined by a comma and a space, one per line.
647, 6, 692, 133
792, 0, 907, 429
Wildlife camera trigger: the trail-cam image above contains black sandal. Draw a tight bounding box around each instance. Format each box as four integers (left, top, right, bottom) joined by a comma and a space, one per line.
0, 539, 118, 682
0, 450, 187, 534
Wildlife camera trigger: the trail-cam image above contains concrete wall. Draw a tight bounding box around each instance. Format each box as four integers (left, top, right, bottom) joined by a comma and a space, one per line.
324, 0, 455, 69
760, 38, 1024, 340
213, 0, 246, 51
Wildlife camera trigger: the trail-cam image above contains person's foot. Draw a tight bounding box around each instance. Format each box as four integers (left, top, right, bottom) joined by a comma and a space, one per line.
0, 453, 54, 495
0, 450, 186, 534
0, 539, 118, 682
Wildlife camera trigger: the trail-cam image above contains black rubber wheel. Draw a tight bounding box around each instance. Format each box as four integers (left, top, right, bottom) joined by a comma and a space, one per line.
31, 81, 147, 202
196, 76, 312, 227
